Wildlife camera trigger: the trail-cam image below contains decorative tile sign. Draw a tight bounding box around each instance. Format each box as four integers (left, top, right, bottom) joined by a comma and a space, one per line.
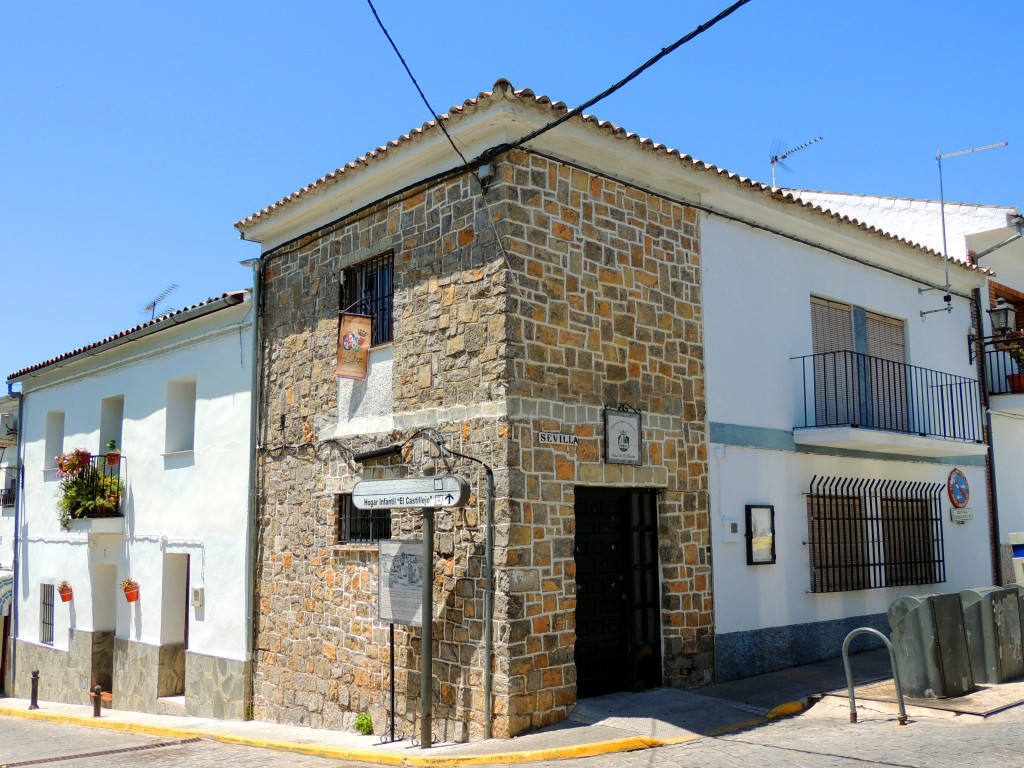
539, 431, 579, 446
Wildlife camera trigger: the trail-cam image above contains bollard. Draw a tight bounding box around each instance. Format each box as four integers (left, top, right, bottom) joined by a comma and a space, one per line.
29, 670, 39, 710
93, 685, 102, 718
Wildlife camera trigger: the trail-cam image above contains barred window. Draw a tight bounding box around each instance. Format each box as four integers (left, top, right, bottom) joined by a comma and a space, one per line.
338, 493, 391, 544
343, 252, 394, 346
807, 476, 945, 593
40, 583, 55, 645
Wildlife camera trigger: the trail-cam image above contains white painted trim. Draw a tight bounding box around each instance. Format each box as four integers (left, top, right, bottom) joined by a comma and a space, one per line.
793, 427, 988, 457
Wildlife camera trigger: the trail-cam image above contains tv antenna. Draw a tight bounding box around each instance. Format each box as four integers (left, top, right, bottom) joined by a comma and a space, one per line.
920, 141, 1008, 317
770, 136, 823, 187
143, 283, 179, 320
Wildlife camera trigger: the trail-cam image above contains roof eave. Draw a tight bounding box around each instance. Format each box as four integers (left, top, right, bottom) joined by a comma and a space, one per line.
8, 292, 250, 383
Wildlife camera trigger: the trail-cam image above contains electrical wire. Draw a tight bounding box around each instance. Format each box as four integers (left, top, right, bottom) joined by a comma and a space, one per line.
365, 0, 481, 188
488, 0, 755, 156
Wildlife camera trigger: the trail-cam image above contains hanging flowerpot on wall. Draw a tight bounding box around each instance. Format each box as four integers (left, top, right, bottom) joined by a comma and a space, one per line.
105, 439, 121, 467
120, 577, 139, 603
57, 580, 73, 602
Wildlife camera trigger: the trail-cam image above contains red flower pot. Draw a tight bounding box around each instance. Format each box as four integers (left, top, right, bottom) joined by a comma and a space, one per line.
123, 587, 139, 603
59, 588, 73, 603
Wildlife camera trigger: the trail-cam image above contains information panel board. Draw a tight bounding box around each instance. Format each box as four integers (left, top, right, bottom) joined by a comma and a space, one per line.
378, 539, 424, 627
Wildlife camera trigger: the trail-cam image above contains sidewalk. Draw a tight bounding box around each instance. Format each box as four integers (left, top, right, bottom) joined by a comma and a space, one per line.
0, 649, 899, 766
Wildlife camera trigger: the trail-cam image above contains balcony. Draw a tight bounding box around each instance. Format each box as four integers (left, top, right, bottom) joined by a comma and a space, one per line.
978, 344, 1024, 399
0, 488, 14, 508
793, 351, 986, 457
56, 451, 125, 528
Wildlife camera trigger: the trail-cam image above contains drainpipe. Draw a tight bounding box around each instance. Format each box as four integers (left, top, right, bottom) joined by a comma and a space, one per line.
974, 287, 1002, 584
482, 465, 494, 738
437, 448, 494, 739
7, 383, 23, 696
242, 258, 264, 713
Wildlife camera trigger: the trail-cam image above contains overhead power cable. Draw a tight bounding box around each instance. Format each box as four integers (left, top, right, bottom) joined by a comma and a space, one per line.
365, 0, 480, 186
495, 0, 755, 154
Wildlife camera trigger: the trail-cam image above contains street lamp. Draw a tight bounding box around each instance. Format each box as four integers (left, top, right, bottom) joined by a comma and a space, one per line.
988, 297, 1017, 336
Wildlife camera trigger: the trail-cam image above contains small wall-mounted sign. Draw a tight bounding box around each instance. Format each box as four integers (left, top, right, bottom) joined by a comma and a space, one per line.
745, 504, 776, 565
950, 507, 974, 523
947, 468, 970, 509
378, 540, 424, 627
604, 407, 642, 465
539, 431, 579, 446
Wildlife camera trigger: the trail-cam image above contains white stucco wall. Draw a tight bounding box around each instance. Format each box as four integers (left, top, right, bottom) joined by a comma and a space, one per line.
702, 214, 980, 433
709, 446, 991, 634
702, 213, 992, 636
15, 302, 252, 661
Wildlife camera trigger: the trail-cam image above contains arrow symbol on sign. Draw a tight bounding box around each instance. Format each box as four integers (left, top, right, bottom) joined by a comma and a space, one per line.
445, 493, 454, 504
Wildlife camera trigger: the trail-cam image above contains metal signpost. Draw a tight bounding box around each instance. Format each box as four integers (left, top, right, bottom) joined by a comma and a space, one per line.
352, 475, 471, 749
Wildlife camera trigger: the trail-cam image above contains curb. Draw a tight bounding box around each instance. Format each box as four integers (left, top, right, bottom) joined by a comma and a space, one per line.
0, 704, 701, 766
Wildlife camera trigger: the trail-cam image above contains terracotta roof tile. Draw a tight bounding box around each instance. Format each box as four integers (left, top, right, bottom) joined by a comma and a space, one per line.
8, 291, 249, 381
234, 80, 989, 277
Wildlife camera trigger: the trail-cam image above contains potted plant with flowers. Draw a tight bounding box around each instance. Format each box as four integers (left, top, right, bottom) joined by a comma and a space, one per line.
57, 580, 73, 602
120, 577, 140, 603
1002, 332, 1024, 393
105, 439, 121, 468
56, 448, 125, 528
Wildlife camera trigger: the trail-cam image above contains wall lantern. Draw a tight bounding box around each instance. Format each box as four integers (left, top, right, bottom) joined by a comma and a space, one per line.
989, 297, 1017, 336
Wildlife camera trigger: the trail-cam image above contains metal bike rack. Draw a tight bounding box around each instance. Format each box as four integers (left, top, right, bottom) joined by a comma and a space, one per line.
842, 628, 908, 726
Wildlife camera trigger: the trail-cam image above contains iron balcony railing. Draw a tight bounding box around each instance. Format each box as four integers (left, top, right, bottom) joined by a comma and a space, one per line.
58, 453, 125, 520
0, 487, 14, 507
793, 351, 983, 444
983, 346, 1024, 396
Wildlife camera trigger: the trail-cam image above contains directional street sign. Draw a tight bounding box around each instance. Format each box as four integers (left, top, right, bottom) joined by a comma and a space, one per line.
351, 475, 471, 510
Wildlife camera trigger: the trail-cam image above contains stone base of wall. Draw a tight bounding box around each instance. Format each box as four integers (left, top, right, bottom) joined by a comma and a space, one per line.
714, 613, 887, 682
13, 631, 115, 704
14, 640, 68, 702
113, 637, 159, 712
1000, 543, 1016, 586
67, 629, 114, 704
185, 650, 250, 720
158, 644, 185, 697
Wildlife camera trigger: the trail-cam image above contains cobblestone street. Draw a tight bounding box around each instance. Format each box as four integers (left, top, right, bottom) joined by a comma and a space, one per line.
4, 698, 1024, 768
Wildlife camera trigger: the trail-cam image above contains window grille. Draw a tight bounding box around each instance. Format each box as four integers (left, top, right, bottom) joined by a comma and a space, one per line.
343, 252, 394, 346
807, 476, 944, 593
338, 493, 391, 544
40, 584, 55, 645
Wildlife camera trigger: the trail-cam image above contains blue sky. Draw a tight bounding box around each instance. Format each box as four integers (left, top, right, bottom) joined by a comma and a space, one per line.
3, 1, 1021, 375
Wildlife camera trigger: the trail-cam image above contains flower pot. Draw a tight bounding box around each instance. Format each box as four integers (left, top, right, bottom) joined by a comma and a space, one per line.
123, 587, 139, 603
1008, 373, 1024, 393
59, 588, 73, 603
106, 452, 120, 467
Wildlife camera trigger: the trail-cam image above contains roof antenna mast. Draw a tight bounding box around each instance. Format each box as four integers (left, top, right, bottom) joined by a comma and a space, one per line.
143, 283, 179, 321
770, 136, 823, 187
920, 141, 1008, 318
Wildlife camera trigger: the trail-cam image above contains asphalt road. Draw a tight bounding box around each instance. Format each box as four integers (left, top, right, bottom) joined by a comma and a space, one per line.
3, 699, 1024, 768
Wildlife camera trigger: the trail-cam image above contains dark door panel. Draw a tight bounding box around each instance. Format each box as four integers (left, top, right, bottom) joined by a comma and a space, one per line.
574, 487, 662, 698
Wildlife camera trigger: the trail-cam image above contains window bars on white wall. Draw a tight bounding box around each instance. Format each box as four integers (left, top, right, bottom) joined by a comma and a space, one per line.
806, 476, 945, 593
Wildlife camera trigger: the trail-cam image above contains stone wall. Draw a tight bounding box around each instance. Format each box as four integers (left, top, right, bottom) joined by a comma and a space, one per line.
14, 640, 68, 702
253, 146, 710, 739
185, 651, 250, 720
13, 631, 113, 705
